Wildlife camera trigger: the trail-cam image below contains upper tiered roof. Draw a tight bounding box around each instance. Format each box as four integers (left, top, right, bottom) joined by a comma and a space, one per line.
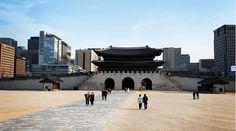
94, 45, 162, 56
94, 45, 163, 61
93, 45, 164, 71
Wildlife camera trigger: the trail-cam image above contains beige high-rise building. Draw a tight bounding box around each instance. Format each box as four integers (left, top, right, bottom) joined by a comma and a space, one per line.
163, 47, 181, 69
0, 43, 15, 78
15, 56, 26, 76
75, 49, 98, 72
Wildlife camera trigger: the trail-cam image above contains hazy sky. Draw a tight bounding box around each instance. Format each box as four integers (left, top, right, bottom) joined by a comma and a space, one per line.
0, 0, 235, 62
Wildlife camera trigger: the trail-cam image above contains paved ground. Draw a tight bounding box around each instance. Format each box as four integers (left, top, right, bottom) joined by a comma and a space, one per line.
0, 91, 133, 131
0, 91, 235, 131
104, 91, 235, 131
0, 91, 101, 121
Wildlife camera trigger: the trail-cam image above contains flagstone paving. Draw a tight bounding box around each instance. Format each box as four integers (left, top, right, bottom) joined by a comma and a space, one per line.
0, 91, 133, 131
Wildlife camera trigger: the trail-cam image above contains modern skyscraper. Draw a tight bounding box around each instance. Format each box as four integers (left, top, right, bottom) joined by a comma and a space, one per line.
75, 49, 98, 72
39, 31, 60, 64
214, 25, 235, 76
38, 31, 69, 65
27, 37, 40, 72
163, 47, 181, 69
28, 37, 39, 50
28, 37, 39, 64
61, 41, 71, 64
0, 43, 15, 78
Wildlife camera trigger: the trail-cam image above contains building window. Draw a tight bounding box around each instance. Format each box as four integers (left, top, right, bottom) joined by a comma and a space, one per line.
82, 52, 85, 70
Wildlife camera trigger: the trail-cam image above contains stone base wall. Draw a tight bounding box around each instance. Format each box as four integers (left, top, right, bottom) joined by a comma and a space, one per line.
171, 76, 235, 92
80, 72, 181, 91
0, 75, 89, 90
1, 74, 233, 92
170, 76, 202, 91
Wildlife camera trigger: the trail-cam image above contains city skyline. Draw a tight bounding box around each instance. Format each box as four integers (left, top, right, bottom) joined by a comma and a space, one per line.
0, 0, 235, 62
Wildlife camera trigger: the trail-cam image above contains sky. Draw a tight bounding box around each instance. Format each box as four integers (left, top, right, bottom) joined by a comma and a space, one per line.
0, 0, 235, 62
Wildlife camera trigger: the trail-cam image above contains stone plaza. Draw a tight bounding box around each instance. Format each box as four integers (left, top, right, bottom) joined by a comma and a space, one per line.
0, 90, 235, 131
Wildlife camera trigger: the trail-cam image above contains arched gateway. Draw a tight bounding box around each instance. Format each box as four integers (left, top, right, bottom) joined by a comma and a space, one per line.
105, 78, 115, 90
92, 46, 165, 90
122, 77, 134, 90
142, 78, 152, 90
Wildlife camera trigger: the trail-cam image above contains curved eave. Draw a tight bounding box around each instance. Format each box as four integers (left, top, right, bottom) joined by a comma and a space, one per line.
94, 47, 163, 57
93, 61, 165, 67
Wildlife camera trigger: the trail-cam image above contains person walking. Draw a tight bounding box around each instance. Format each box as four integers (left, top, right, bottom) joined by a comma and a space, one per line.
142, 94, 148, 110
101, 90, 108, 101
90, 92, 95, 105
84, 92, 90, 106
196, 90, 199, 99
137, 94, 143, 110
104, 90, 108, 101
193, 91, 196, 100
101, 90, 105, 100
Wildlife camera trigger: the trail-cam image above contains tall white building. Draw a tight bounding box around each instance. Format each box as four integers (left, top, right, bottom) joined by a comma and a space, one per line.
75, 49, 98, 72
38, 31, 70, 65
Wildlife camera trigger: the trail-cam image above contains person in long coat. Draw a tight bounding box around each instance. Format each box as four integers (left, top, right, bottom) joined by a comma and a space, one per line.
193, 91, 196, 100
104, 90, 108, 101
142, 94, 148, 110
102, 90, 107, 101
84, 92, 90, 106
90, 92, 95, 105
196, 91, 199, 99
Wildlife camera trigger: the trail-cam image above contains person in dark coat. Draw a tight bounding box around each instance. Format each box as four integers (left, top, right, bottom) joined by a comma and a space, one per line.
142, 94, 148, 110
101, 90, 105, 100
101, 90, 104, 100
196, 91, 199, 99
193, 91, 196, 100
101, 90, 108, 101
104, 90, 108, 101
90, 92, 95, 105
84, 92, 90, 106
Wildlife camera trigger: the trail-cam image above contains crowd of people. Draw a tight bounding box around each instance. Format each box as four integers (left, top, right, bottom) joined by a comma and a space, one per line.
84, 89, 111, 106
84, 89, 198, 110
